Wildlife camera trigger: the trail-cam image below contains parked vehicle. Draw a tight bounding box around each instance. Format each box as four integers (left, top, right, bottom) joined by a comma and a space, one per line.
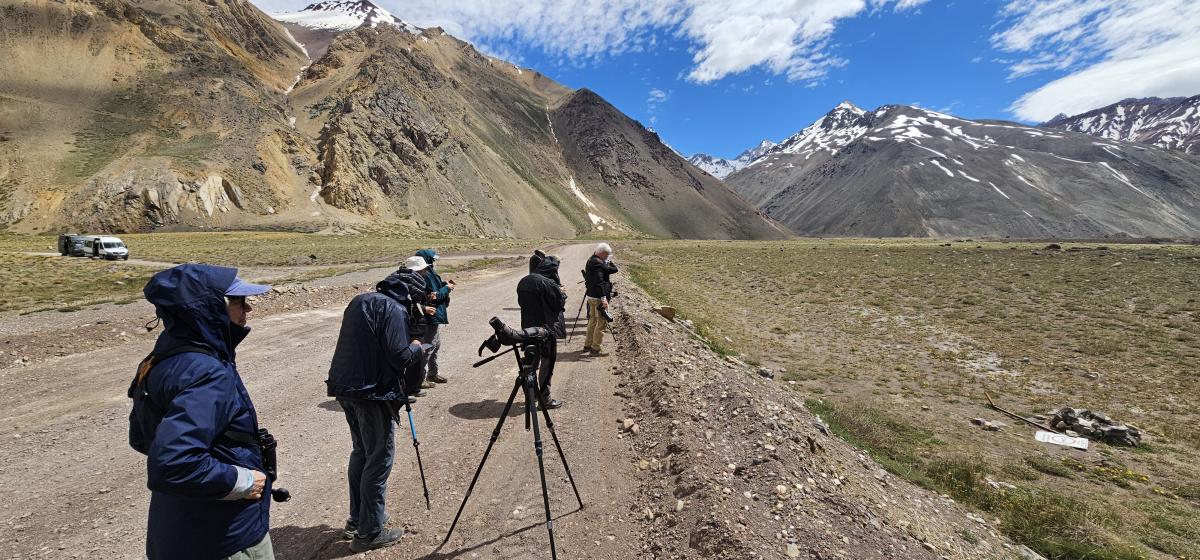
83, 236, 129, 260
57, 234, 89, 257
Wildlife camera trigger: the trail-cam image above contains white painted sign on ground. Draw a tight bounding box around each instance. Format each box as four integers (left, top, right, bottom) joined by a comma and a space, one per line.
1035, 430, 1089, 450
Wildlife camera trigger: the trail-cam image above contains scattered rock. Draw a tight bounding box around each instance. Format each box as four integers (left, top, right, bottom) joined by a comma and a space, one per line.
1050, 407, 1141, 446
1016, 545, 1049, 560
651, 305, 676, 320
756, 366, 774, 379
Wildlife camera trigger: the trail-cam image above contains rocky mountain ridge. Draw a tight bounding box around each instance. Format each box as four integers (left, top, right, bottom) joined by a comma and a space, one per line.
724, 102, 1200, 238
1041, 95, 1200, 155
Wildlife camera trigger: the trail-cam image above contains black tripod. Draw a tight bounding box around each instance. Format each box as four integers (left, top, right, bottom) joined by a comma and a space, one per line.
442, 337, 584, 559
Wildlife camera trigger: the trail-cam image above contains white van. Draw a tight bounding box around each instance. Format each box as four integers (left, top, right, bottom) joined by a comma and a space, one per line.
84, 236, 129, 260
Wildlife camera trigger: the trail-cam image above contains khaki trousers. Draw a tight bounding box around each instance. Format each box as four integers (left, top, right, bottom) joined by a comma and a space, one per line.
585, 297, 606, 350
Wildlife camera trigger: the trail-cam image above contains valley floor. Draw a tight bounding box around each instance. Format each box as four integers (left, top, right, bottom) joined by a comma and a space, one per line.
623, 238, 1200, 560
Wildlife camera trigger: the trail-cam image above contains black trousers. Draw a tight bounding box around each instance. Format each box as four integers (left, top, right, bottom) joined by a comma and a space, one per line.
537, 337, 557, 400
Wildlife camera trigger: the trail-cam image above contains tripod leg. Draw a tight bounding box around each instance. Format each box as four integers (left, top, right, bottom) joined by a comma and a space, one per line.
567, 296, 585, 343
522, 376, 560, 560
442, 377, 522, 545
535, 392, 584, 509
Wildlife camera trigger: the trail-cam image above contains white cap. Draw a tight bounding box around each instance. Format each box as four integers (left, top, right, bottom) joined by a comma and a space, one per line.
404, 256, 429, 271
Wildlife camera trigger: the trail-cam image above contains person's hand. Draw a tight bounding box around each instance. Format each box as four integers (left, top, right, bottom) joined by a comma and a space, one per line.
427, 292, 437, 302
247, 470, 267, 500
600, 300, 609, 309
411, 339, 421, 345
447, 280, 455, 289
424, 306, 436, 315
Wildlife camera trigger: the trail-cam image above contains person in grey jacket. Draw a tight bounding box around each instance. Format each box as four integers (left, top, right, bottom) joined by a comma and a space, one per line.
325, 272, 424, 552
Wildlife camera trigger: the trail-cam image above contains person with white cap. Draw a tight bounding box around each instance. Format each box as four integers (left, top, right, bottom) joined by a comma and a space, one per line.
128, 264, 277, 560
414, 248, 453, 385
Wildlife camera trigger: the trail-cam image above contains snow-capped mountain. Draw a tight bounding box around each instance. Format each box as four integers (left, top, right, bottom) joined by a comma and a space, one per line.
688, 140, 776, 179
771, 101, 871, 159
272, 0, 419, 33
1041, 96, 1200, 155
724, 102, 1200, 238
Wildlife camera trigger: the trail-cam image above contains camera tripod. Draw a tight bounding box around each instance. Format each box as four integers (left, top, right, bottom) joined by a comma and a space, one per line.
442, 338, 584, 559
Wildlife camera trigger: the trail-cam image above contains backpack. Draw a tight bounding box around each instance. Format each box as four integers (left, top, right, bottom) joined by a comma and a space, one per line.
128, 346, 259, 454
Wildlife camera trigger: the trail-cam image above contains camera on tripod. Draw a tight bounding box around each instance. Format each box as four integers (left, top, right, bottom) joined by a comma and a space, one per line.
477, 317, 550, 360
446, 317, 583, 560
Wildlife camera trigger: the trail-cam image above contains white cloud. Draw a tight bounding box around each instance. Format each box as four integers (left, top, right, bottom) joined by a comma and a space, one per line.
992, 0, 1200, 121
385, 0, 927, 84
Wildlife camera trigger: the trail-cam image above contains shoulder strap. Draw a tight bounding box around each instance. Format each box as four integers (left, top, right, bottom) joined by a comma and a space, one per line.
129, 345, 220, 417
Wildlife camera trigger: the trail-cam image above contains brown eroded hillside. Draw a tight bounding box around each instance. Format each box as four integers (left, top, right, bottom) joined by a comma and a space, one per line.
0, 0, 786, 239
0, 0, 312, 232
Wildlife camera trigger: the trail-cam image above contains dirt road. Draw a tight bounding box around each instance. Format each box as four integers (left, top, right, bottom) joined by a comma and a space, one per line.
0, 244, 639, 559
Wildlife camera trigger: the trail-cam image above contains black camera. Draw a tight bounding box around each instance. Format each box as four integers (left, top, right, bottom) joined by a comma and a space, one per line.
256, 429, 291, 503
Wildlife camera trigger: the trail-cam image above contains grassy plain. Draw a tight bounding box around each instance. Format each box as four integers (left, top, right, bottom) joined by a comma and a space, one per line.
625, 239, 1200, 560
0, 232, 543, 313
0, 253, 157, 313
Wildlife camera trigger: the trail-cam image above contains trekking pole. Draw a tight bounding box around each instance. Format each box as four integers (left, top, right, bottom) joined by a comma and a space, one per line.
402, 400, 432, 510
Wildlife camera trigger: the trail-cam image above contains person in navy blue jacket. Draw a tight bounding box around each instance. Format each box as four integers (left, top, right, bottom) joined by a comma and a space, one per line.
128, 264, 274, 560
325, 270, 424, 552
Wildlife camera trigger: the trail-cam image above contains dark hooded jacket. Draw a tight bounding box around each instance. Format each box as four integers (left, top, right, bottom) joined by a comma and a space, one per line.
128, 264, 269, 560
416, 249, 451, 325
517, 255, 567, 339
326, 272, 423, 400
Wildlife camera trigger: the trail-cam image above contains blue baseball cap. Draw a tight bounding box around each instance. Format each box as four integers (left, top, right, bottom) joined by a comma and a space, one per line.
225, 276, 270, 297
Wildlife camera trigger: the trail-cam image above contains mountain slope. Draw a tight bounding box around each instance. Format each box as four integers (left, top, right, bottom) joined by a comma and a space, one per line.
1041, 96, 1200, 156
688, 139, 775, 179
551, 89, 790, 239
0, 0, 784, 239
0, 0, 310, 232
726, 103, 1200, 238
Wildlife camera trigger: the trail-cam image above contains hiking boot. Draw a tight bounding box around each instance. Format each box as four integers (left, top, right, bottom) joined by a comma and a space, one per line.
429, 374, 448, 384
587, 347, 603, 356
349, 527, 405, 552
413, 389, 427, 398
543, 399, 564, 410
343, 514, 390, 540
420, 380, 436, 389
406, 395, 417, 404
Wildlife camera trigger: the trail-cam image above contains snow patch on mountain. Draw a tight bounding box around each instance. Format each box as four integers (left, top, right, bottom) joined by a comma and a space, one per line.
273, 0, 419, 33
1043, 96, 1200, 155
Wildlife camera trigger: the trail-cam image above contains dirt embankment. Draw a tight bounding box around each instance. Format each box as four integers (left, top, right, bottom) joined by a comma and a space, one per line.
610, 286, 1017, 559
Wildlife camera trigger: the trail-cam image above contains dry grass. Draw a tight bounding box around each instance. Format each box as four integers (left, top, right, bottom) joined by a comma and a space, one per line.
0, 232, 540, 267
0, 253, 157, 313
625, 238, 1200, 559
0, 232, 541, 314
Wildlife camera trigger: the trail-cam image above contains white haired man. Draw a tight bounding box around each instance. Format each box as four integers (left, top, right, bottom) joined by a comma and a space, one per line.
582, 243, 618, 354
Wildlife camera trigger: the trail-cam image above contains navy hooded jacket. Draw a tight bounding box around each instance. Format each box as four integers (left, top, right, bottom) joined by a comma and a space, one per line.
326, 272, 423, 400
128, 264, 270, 560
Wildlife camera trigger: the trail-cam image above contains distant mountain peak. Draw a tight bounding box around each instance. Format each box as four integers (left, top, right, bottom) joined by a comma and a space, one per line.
834, 100, 864, 113
688, 138, 777, 179
273, 0, 419, 33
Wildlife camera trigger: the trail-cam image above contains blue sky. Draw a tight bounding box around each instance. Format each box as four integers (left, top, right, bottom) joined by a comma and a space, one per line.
255, 1, 1200, 159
